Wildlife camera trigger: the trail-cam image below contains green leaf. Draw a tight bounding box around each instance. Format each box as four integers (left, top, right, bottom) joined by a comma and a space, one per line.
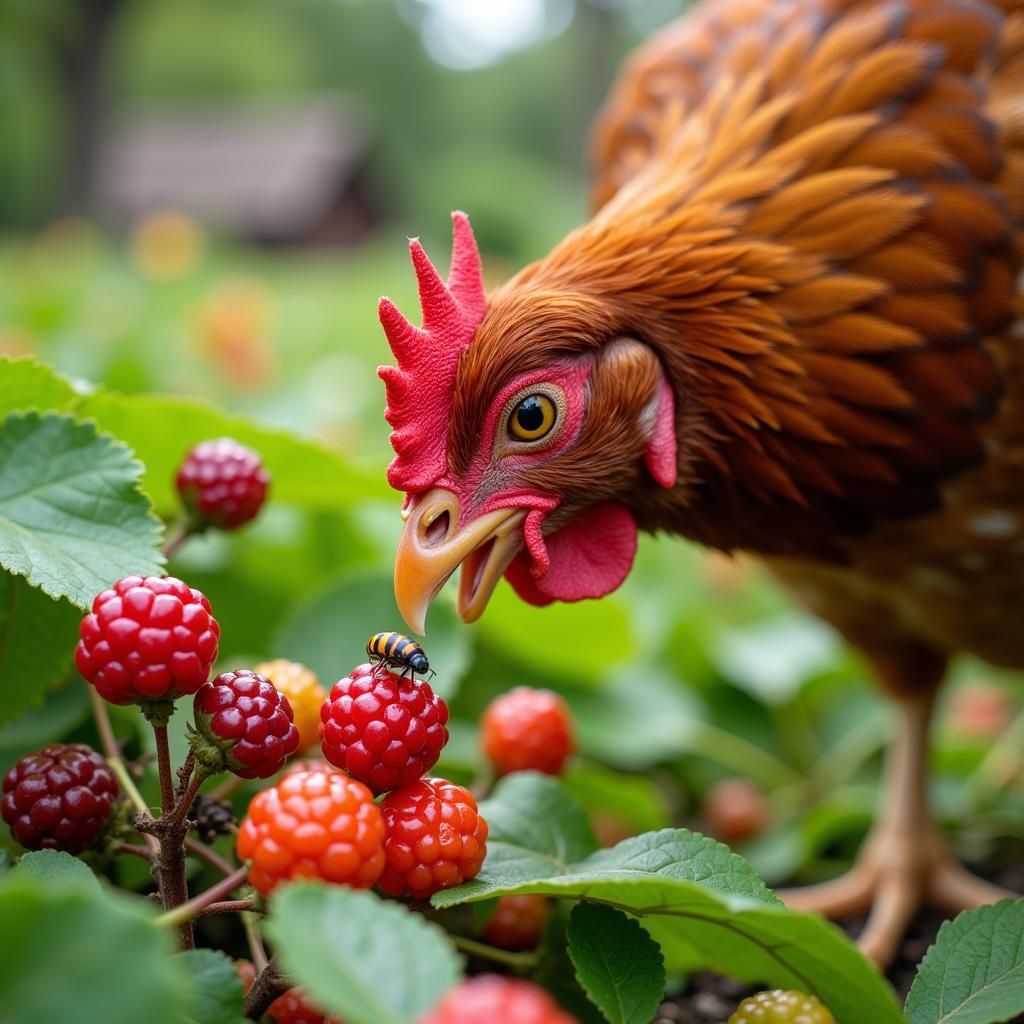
177, 949, 247, 1024
77, 389, 387, 516
0, 357, 79, 418
439, 773, 598, 900
267, 883, 462, 1024
0, 412, 164, 608
905, 899, 1024, 1024
0, 677, 89, 764
0, 572, 81, 723
0, 871, 184, 1024
274, 573, 471, 699
567, 903, 665, 1024
434, 785, 902, 1024
11, 849, 100, 894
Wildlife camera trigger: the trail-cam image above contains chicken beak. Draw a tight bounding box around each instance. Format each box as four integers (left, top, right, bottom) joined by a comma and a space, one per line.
394, 487, 526, 633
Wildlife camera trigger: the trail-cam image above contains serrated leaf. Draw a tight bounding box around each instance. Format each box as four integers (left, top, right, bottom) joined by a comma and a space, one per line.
77, 390, 387, 516
442, 773, 598, 899
0, 870, 183, 1024
0, 571, 81, 723
274, 573, 471, 700
266, 883, 462, 1024
433, 780, 901, 1024
567, 903, 665, 1024
177, 949, 247, 1024
11, 850, 100, 894
905, 899, 1024, 1024
0, 357, 79, 418
0, 678, 89, 764
0, 412, 164, 608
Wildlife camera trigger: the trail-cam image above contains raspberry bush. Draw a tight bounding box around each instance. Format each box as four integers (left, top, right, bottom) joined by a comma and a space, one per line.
1, 353, 1005, 1024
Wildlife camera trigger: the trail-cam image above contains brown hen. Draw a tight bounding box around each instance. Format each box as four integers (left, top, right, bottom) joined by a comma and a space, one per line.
380, 0, 1024, 965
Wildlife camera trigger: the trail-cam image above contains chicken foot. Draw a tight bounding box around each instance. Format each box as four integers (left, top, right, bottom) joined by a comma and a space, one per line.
778, 689, 1015, 967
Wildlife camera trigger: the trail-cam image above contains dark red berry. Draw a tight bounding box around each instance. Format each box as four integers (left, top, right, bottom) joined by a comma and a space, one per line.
480, 687, 574, 777
320, 663, 448, 795
191, 670, 301, 779
176, 437, 270, 530
378, 777, 487, 900
2, 743, 118, 854
481, 894, 549, 951
417, 976, 579, 1024
75, 576, 220, 707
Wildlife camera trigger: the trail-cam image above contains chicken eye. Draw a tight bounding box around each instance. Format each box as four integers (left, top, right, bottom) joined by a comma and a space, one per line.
508, 393, 557, 442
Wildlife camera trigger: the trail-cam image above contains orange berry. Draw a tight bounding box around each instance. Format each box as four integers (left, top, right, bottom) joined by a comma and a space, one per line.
254, 660, 328, 754
237, 768, 384, 895
480, 688, 574, 777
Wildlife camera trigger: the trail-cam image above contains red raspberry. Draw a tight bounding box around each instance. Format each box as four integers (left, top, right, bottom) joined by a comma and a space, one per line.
320, 664, 448, 795
378, 778, 487, 900
728, 990, 835, 1024
702, 778, 769, 844
237, 768, 385, 895
480, 687, 574, 777
192, 670, 301, 779
481, 894, 549, 951
75, 575, 220, 708
254, 660, 328, 754
175, 437, 270, 530
417, 976, 579, 1024
2, 744, 119, 854
236, 962, 339, 1024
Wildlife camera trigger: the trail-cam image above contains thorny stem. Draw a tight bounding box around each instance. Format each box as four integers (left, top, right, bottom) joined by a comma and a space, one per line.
164, 769, 204, 835
185, 836, 235, 877
157, 865, 250, 929
452, 935, 540, 971
244, 958, 288, 1021
243, 911, 269, 973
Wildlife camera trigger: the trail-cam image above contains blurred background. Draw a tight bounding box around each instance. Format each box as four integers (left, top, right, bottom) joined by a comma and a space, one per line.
2, 0, 1022, 912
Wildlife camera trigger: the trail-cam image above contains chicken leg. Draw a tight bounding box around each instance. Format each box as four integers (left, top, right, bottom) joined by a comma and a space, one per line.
779, 688, 1014, 967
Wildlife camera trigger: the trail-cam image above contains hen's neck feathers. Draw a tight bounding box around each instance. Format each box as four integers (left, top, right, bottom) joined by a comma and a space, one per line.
456, 0, 1019, 560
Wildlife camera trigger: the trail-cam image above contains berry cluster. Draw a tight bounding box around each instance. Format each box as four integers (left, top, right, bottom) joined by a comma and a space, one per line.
480, 687, 575, 777
728, 990, 835, 1024
192, 669, 301, 779
254, 660, 328, 753
176, 437, 270, 531
2, 744, 118, 854
320, 663, 448, 794
418, 976, 580, 1024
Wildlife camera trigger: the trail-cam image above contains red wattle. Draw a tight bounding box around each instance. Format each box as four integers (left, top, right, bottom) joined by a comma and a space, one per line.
504, 502, 638, 605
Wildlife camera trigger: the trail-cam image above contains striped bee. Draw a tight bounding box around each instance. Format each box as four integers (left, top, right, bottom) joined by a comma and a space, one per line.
366, 631, 432, 678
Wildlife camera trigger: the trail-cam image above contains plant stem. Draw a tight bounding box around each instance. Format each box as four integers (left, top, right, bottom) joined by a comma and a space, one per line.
162, 521, 196, 560
152, 723, 175, 815
198, 898, 254, 917
452, 935, 540, 971
244, 959, 287, 1022
165, 769, 204, 835
85, 682, 159, 856
157, 864, 249, 928
115, 841, 153, 861
243, 911, 269, 973
185, 837, 235, 877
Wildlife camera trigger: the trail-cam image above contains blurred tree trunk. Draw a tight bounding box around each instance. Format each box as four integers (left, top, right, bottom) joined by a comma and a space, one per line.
56, 0, 125, 215
573, 1, 619, 182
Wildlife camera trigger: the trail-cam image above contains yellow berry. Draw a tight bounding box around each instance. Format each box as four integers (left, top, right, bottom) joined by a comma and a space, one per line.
728, 989, 836, 1024
253, 660, 327, 754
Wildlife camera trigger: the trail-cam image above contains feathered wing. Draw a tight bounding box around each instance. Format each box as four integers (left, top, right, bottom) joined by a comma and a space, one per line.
579, 0, 1024, 558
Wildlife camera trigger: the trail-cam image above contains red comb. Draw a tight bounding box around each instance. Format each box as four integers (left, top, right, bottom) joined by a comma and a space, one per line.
378, 211, 487, 493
